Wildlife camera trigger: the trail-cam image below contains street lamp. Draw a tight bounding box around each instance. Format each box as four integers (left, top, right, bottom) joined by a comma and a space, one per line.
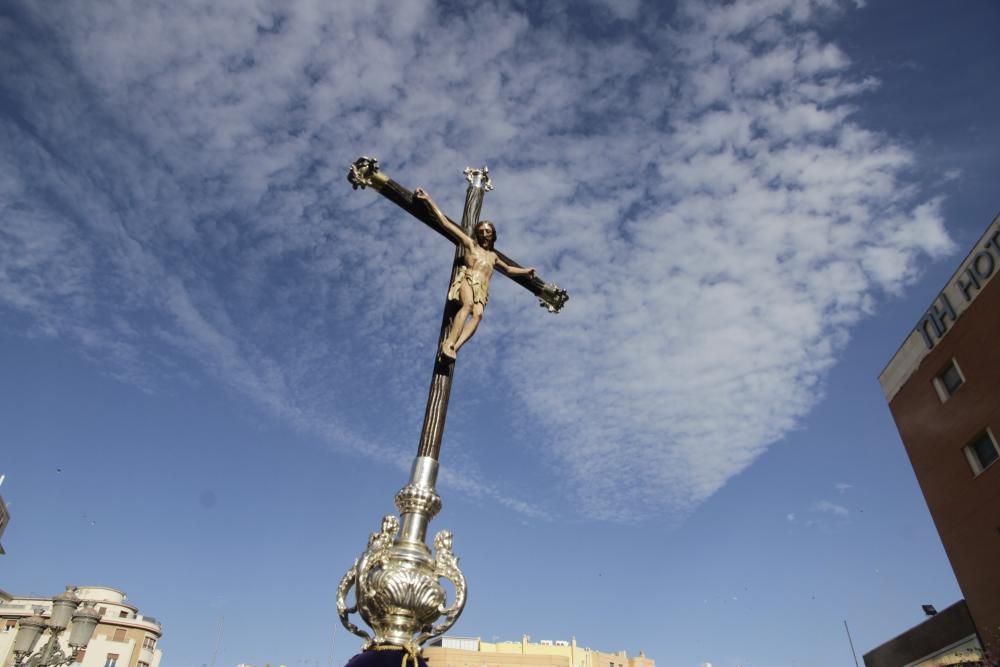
12, 587, 101, 667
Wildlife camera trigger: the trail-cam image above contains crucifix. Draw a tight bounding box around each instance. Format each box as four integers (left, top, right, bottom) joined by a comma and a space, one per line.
337, 156, 567, 658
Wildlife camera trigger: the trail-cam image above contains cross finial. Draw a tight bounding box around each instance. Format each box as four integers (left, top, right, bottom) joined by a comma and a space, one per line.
348, 156, 385, 190
463, 166, 493, 192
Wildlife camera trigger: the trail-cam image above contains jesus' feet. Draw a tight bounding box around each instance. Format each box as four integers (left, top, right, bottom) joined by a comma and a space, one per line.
440, 343, 457, 360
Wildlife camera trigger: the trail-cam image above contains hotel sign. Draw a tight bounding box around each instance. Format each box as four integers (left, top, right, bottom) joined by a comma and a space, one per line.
880, 213, 1000, 401
917, 221, 1000, 350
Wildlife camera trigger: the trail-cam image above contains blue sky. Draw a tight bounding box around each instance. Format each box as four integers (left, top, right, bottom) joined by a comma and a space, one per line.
1, 0, 998, 665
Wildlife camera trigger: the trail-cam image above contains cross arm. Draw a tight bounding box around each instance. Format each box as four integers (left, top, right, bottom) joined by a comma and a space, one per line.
348, 156, 568, 313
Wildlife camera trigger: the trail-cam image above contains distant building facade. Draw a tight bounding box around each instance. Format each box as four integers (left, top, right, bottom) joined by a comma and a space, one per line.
0, 586, 163, 667
878, 212, 1000, 657
863, 601, 982, 667
423, 635, 653, 667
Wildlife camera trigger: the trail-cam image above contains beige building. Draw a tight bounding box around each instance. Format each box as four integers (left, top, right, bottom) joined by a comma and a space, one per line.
0, 586, 163, 667
424, 635, 654, 667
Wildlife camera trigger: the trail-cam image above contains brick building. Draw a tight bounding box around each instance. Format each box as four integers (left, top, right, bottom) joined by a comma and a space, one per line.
877, 212, 1000, 658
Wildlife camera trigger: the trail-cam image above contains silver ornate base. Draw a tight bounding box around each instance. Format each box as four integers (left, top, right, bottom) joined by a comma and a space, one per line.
337, 457, 466, 653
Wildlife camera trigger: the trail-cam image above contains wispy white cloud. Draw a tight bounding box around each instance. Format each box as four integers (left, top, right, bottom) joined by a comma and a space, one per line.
835, 482, 852, 494
0, 0, 953, 521
812, 500, 850, 517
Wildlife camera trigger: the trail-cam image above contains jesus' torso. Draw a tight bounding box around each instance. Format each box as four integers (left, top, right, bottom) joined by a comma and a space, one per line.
463, 245, 497, 282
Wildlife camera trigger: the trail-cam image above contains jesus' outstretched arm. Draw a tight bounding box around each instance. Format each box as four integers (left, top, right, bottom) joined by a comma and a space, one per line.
414, 188, 474, 252
496, 256, 536, 279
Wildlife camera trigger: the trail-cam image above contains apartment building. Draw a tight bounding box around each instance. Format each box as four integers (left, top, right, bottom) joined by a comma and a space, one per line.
0, 586, 163, 667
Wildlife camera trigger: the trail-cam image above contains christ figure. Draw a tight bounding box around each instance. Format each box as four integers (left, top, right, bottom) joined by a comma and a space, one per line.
414, 188, 536, 359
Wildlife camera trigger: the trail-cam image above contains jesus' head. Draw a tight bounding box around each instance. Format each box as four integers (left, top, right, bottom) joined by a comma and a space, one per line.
474, 220, 496, 250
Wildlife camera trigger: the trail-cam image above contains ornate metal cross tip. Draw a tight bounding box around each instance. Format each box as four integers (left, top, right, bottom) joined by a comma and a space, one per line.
337, 156, 568, 657
347, 156, 388, 191
538, 281, 569, 313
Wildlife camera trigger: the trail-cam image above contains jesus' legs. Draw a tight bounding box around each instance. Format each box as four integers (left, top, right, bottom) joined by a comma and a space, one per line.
442, 281, 475, 359
442, 310, 468, 359
451, 303, 484, 353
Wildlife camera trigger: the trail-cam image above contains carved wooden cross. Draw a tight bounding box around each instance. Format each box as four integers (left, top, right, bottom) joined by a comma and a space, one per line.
347, 156, 567, 461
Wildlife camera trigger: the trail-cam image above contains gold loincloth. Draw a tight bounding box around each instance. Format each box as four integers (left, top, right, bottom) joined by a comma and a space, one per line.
448, 266, 489, 305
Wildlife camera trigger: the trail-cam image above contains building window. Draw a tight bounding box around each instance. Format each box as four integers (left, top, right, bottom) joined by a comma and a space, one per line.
73, 649, 86, 663
97, 607, 107, 616
933, 359, 964, 402
3, 619, 16, 632
104, 653, 119, 667
118, 610, 128, 618
142, 636, 156, 650
966, 430, 1000, 474
138, 662, 150, 667
113, 628, 126, 642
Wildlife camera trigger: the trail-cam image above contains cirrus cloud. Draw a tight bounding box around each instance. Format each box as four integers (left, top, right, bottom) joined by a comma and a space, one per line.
0, 0, 952, 521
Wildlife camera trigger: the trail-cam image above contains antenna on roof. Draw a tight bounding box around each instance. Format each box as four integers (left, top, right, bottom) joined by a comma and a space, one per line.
209, 615, 224, 667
